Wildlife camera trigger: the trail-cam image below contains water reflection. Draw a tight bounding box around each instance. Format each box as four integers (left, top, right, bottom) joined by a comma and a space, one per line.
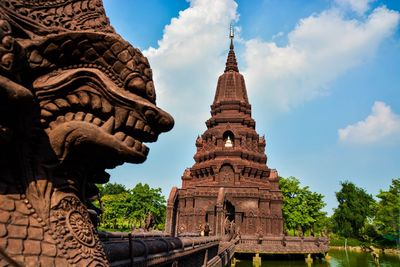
234, 249, 400, 267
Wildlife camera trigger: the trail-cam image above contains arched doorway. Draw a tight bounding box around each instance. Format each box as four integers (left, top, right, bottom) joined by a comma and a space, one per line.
224, 200, 235, 222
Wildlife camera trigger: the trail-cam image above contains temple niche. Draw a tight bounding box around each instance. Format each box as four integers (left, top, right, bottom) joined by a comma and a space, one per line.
166, 30, 284, 238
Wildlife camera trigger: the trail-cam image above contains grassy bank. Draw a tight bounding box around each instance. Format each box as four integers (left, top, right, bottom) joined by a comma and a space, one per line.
329, 236, 400, 255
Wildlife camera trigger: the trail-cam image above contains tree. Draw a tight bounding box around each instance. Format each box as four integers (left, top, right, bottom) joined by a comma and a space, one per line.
279, 177, 327, 235
129, 183, 166, 229
97, 182, 127, 197
332, 181, 375, 238
374, 178, 400, 246
98, 182, 166, 231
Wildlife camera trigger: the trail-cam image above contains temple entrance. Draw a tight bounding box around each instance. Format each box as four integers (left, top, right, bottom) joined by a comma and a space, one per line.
172, 196, 179, 236
224, 200, 235, 222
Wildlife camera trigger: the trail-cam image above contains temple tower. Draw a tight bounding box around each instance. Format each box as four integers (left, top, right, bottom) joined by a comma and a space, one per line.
166, 28, 284, 238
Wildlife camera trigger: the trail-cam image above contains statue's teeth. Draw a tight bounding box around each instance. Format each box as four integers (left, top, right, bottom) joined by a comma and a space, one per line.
41, 109, 53, 118
115, 107, 129, 129
78, 91, 90, 106
134, 120, 144, 130
91, 94, 102, 111
101, 116, 115, 133
93, 117, 102, 126
49, 121, 57, 129
65, 112, 74, 121
114, 132, 126, 141
44, 102, 59, 112
75, 112, 85, 121
84, 113, 94, 122
54, 99, 70, 109
66, 94, 80, 106
56, 116, 65, 124
134, 140, 142, 151
143, 125, 151, 133
124, 136, 135, 147
102, 98, 113, 114
126, 114, 137, 128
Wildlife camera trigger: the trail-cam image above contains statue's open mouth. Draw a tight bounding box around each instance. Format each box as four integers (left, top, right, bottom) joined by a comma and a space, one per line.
33, 68, 173, 170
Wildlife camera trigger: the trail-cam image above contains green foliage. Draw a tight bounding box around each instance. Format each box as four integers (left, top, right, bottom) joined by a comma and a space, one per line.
97, 182, 127, 197
279, 177, 327, 235
97, 182, 166, 232
332, 181, 375, 238
373, 178, 400, 246
329, 235, 363, 247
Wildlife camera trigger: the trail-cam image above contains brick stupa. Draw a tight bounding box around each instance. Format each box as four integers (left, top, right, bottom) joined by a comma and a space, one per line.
166, 29, 284, 238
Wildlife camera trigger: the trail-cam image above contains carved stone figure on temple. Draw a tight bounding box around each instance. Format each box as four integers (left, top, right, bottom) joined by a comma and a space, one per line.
0, 1, 173, 265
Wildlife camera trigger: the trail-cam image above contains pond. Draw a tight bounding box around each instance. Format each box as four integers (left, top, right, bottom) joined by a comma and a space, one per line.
234, 249, 400, 267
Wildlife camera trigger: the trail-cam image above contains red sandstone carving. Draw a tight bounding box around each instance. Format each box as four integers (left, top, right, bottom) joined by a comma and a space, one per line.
166, 31, 284, 238
0, 1, 173, 265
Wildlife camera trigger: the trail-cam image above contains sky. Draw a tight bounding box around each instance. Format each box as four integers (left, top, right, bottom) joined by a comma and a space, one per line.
102, 0, 400, 214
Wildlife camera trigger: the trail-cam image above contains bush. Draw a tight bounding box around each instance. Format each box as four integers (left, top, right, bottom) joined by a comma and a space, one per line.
329, 236, 363, 247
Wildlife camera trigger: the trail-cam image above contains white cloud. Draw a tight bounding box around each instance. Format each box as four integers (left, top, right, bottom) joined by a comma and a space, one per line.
335, 0, 375, 15
145, 0, 399, 126
338, 101, 400, 144
243, 6, 400, 111
144, 0, 238, 129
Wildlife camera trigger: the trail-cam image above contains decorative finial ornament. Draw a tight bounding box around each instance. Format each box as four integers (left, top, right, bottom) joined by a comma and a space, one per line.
225, 22, 239, 72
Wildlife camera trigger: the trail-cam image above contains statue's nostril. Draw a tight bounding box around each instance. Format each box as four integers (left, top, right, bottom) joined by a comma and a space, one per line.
144, 108, 174, 133
144, 109, 157, 123
157, 110, 174, 132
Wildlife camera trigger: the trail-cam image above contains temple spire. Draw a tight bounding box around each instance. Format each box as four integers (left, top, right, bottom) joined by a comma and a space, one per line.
229, 23, 234, 49
225, 23, 239, 72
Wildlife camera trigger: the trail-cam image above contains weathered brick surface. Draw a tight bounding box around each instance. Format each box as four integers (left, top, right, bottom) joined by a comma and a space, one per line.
24, 239, 41, 255
55, 256, 69, 266
42, 242, 57, 257
40, 256, 56, 266
0, 235, 7, 248
7, 223, 27, 239
0, 223, 7, 237
29, 216, 42, 227
13, 214, 29, 226
25, 255, 39, 267
2, 198, 15, 211
15, 201, 32, 215
7, 238, 23, 255
0, 211, 10, 223
27, 226, 44, 241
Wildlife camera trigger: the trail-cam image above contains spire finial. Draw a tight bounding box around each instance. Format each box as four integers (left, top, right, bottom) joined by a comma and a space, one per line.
229, 23, 234, 49
225, 22, 238, 72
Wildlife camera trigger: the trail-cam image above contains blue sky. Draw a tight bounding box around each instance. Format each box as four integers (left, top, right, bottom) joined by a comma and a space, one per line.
103, 0, 400, 214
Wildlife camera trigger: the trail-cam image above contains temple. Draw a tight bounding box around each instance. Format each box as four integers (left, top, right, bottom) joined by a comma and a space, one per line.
0, 0, 329, 262
166, 28, 284, 238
